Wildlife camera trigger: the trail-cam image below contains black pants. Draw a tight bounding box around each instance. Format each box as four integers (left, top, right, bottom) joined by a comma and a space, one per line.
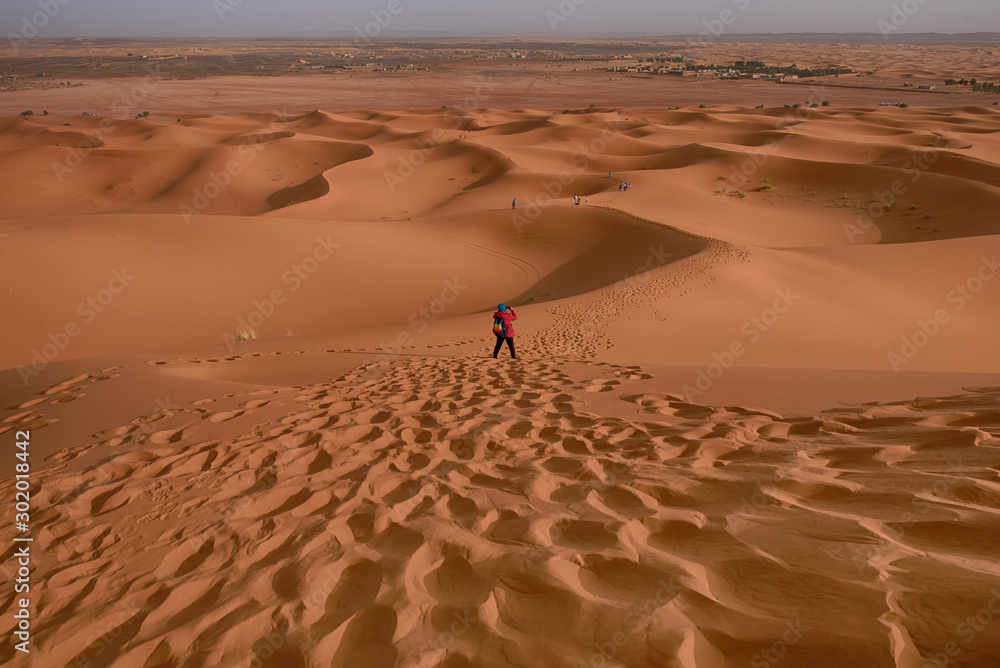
493, 335, 516, 358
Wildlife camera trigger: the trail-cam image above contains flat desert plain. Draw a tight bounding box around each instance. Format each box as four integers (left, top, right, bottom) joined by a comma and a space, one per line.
2, 57, 1000, 668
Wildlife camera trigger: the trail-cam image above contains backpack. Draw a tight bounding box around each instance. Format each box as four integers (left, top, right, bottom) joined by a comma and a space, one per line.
493, 316, 506, 336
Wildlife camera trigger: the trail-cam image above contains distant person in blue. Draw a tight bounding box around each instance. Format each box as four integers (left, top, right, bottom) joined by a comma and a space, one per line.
512, 198, 516, 210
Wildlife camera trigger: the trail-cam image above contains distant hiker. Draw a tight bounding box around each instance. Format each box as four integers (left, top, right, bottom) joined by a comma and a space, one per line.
585, 196, 589, 204
629, 182, 633, 189
609, 172, 613, 178
492, 304, 518, 359
512, 198, 516, 210
574, 195, 578, 204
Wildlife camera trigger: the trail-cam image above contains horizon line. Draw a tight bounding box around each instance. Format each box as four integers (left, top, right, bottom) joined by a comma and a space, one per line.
26, 31, 1000, 41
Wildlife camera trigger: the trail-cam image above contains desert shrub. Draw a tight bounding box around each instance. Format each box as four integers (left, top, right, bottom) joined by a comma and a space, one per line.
20, 110, 33, 116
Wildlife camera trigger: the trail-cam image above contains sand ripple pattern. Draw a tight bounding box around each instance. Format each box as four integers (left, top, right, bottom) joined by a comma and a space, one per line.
3, 357, 1000, 668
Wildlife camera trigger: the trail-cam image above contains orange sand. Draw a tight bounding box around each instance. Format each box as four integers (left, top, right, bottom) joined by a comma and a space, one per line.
2, 102, 1000, 667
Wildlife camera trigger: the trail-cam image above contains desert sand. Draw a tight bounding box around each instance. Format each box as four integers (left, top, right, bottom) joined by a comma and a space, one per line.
2, 94, 1000, 667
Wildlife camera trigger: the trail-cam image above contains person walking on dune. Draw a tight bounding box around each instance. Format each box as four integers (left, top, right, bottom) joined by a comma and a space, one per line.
492, 304, 518, 359
512, 198, 516, 210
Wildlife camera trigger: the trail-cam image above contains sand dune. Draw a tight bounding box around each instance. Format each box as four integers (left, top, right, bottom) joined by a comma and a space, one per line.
2, 103, 1000, 667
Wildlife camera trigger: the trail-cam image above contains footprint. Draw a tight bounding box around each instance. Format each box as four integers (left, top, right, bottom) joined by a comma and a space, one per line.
208, 410, 246, 423
15, 397, 48, 409
328, 605, 397, 668
425, 555, 490, 606
312, 559, 384, 635
150, 428, 184, 444
550, 519, 618, 550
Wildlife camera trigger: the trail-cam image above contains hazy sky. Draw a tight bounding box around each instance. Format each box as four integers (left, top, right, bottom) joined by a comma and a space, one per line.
3, 0, 999, 39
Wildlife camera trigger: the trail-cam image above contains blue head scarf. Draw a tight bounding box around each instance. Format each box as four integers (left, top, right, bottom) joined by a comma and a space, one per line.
498, 304, 507, 312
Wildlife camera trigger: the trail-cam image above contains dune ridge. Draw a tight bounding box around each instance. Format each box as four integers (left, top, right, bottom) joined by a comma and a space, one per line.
2, 103, 1000, 667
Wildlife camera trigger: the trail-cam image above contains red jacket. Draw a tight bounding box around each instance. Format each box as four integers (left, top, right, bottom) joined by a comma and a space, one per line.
493, 308, 517, 337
